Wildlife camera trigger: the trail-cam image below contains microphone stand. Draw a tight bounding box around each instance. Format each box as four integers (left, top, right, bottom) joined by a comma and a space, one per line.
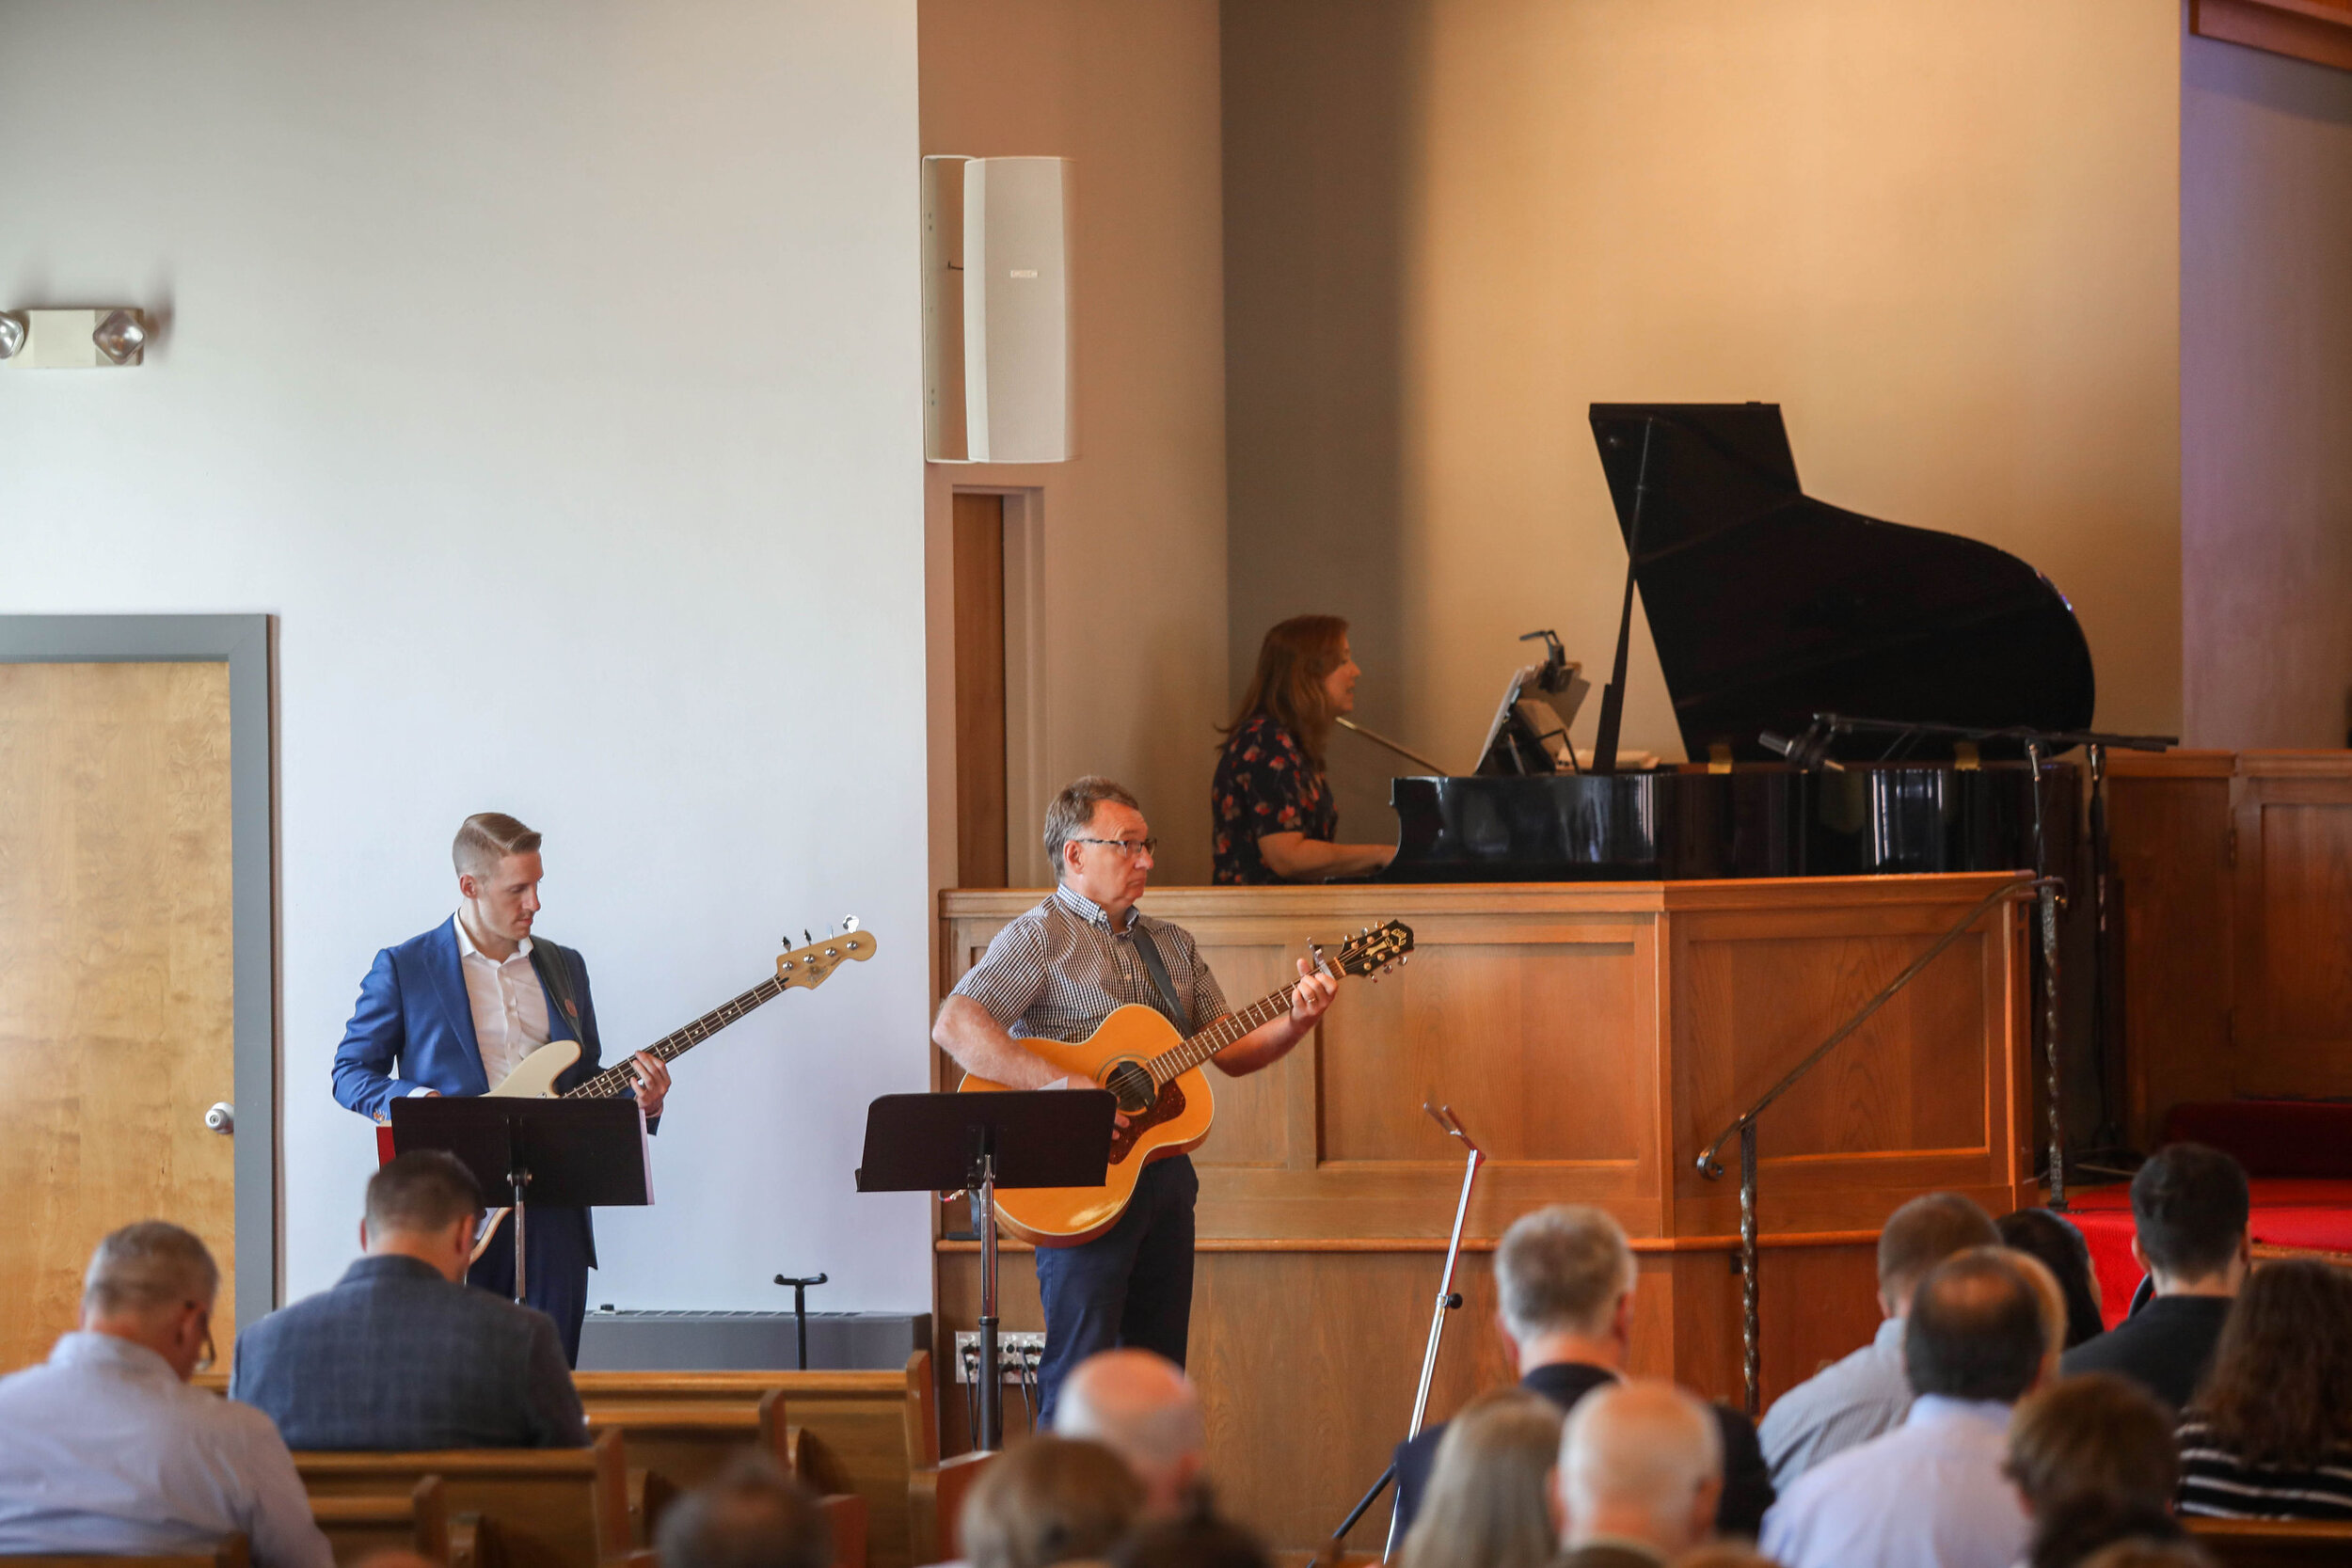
1800, 713, 2174, 1209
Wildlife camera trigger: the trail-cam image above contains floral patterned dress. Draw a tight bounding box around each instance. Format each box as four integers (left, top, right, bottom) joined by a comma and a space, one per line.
1212, 711, 1339, 884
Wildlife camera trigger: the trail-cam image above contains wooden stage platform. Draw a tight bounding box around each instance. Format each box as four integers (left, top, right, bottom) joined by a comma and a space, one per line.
934, 875, 2036, 1548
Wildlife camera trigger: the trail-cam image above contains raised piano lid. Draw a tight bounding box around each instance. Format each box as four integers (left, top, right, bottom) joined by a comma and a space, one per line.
1588, 403, 2094, 762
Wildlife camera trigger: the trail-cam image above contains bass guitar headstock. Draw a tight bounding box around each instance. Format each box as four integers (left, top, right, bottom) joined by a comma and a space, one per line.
1329, 919, 1414, 980
777, 916, 880, 990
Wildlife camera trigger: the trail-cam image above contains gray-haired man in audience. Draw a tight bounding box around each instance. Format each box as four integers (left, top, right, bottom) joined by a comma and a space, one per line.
658, 1455, 834, 1568
1055, 1348, 1208, 1517
0, 1222, 332, 1568
1557, 1381, 1725, 1568
1757, 1191, 2000, 1487
232, 1151, 585, 1449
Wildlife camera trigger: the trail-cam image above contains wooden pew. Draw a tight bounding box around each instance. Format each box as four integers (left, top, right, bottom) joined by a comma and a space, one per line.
906, 1452, 992, 1568
2186, 1517, 2352, 1567
294, 1430, 637, 1568
2, 1539, 248, 1568
310, 1476, 455, 1566
571, 1369, 909, 1568
582, 1390, 790, 1545
818, 1493, 870, 1568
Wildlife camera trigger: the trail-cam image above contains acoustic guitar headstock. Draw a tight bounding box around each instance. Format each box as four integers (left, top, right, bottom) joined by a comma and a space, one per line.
1329, 919, 1414, 980
776, 917, 880, 990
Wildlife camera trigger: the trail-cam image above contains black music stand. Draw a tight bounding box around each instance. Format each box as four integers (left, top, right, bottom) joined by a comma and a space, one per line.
856, 1090, 1116, 1451
389, 1096, 649, 1303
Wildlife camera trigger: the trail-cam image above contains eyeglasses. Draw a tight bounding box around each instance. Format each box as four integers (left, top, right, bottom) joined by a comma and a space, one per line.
1071, 836, 1157, 858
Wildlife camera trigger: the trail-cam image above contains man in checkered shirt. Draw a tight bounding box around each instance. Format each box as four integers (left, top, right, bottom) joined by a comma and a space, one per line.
934, 776, 1338, 1422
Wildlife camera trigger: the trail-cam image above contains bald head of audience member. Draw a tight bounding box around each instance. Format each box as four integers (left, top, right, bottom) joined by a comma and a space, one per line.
81, 1221, 220, 1382
1495, 1204, 1640, 1371
1556, 1381, 1724, 1560
361, 1150, 486, 1283
1876, 1193, 1999, 1320
1905, 1248, 2049, 1406
655, 1456, 834, 1568
1053, 1350, 1207, 1516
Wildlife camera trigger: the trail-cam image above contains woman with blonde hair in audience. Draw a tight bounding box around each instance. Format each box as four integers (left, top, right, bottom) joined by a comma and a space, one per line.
2178, 1259, 2352, 1519
1394, 1389, 1565, 1568
961, 1434, 1144, 1568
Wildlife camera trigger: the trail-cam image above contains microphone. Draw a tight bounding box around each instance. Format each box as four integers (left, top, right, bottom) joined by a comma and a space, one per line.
1757, 726, 1845, 772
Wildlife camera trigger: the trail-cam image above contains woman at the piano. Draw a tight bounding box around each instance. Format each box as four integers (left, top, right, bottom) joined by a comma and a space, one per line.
1212, 614, 1398, 884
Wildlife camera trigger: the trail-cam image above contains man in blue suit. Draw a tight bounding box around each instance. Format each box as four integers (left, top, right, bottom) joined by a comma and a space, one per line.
331, 812, 669, 1362
232, 1151, 586, 1449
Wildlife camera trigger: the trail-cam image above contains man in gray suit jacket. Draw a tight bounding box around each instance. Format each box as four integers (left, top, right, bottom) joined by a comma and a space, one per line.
231, 1152, 585, 1449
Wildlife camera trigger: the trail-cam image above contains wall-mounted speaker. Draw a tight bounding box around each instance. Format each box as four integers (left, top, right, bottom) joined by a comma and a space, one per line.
923, 155, 1073, 464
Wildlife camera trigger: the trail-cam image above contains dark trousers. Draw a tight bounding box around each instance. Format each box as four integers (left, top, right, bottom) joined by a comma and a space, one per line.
1033, 1154, 1198, 1424
467, 1203, 592, 1365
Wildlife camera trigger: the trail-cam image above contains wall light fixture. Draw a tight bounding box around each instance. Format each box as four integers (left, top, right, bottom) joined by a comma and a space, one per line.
0, 308, 151, 369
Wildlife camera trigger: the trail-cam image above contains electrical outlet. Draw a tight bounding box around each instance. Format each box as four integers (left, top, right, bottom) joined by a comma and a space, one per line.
951, 1330, 1047, 1383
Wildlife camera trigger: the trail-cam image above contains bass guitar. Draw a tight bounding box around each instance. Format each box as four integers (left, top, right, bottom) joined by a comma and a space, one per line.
958, 919, 1413, 1245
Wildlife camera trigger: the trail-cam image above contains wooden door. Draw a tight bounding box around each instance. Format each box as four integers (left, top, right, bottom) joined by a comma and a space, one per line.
2233, 756, 2352, 1099
0, 662, 237, 1370
953, 493, 1009, 888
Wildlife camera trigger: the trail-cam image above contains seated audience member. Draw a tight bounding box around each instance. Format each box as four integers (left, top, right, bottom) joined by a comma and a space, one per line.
232, 1151, 586, 1449
657, 1454, 834, 1568
2005, 1373, 2180, 1568
1998, 1207, 2106, 1350
1556, 1381, 1724, 1568
2178, 1258, 2352, 1518
1110, 1509, 1271, 1568
0, 1222, 332, 1568
1054, 1349, 1206, 1518
1392, 1206, 1772, 1538
1395, 1389, 1565, 1568
2061, 1143, 2249, 1410
961, 1435, 1143, 1568
2006, 1248, 2072, 1387
2079, 1544, 2217, 1568
1761, 1248, 2044, 1568
1665, 1550, 1775, 1568
1759, 1192, 1998, 1487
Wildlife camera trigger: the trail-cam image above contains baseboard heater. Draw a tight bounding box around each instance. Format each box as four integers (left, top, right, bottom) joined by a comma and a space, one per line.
577, 1309, 930, 1371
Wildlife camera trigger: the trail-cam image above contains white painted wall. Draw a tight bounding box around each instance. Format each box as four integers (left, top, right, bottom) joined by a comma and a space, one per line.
0, 2, 932, 1314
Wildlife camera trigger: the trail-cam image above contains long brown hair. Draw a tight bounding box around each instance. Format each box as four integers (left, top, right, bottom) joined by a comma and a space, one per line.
2192, 1259, 2352, 1466
1221, 615, 1349, 764
1395, 1389, 1564, 1568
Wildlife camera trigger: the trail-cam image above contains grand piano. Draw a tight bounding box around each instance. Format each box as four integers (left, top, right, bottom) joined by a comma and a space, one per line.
1382, 402, 2092, 880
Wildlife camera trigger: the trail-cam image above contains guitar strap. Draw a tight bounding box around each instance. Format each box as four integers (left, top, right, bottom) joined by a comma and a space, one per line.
529, 939, 586, 1043
1126, 922, 1194, 1034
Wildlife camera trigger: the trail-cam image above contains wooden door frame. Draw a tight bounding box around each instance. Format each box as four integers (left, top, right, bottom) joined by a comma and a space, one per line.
947, 485, 1047, 886
0, 614, 278, 1328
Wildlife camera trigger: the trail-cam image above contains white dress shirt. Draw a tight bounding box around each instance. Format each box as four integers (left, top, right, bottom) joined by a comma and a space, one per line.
1760, 1394, 2028, 1568
0, 1332, 332, 1568
1758, 1313, 1915, 1488
454, 911, 551, 1089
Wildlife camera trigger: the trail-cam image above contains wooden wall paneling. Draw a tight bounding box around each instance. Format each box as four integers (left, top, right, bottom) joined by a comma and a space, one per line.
0, 662, 237, 1373
951, 493, 1008, 890
2193, 0, 2352, 72
1754, 1243, 1881, 1411
2106, 754, 2235, 1146
2235, 757, 2352, 1097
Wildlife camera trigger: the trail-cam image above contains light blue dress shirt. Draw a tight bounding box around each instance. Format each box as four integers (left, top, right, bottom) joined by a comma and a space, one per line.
1758, 1313, 1914, 1488
1760, 1394, 2028, 1568
0, 1333, 331, 1568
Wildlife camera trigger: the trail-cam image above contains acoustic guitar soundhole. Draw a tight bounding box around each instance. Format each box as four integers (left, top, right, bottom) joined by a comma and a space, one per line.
1104, 1059, 1158, 1115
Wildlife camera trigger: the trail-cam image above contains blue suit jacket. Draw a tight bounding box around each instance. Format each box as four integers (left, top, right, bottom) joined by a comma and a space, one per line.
230, 1255, 586, 1450
332, 918, 611, 1265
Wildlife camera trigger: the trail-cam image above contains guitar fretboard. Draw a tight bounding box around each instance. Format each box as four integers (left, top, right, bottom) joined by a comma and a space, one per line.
564, 976, 788, 1101
1145, 976, 1315, 1086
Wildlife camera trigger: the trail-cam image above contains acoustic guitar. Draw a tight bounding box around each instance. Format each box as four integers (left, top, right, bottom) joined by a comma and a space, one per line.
959, 919, 1414, 1246
373, 922, 880, 1259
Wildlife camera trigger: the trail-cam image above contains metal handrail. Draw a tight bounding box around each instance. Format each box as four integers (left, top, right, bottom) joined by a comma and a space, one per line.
1695, 872, 2053, 1413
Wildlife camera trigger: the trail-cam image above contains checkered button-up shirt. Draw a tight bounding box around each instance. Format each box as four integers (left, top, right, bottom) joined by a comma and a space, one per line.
953, 884, 1230, 1044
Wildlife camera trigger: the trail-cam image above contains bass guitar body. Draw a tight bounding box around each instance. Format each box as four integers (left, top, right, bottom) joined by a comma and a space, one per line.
959, 1004, 1215, 1247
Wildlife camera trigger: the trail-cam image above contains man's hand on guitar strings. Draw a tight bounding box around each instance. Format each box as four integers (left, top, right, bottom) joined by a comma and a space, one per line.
630, 1050, 672, 1118
1288, 956, 1339, 1027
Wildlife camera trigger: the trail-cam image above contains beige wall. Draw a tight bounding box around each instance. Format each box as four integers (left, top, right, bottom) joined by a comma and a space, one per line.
1226, 0, 2183, 839
2182, 32, 2352, 749
921, 0, 1229, 895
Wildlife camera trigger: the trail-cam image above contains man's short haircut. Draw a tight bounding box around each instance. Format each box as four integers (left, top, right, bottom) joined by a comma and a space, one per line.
961, 1434, 1142, 1568
2130, 1142, 2250, 1281
1878, 1192, 2000, 1305
1042, 777, 1141, 879
1495, 1205, 1636, 1341
453, 812, 542, 879
2005, 1371, 2179, 1516
654, 1454, 833, 1568
1110, 1510, 1273, 1568
1903, 1248, 2047, 1404
366, 1150, 485, 1235
83, 1221, 219, 1319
